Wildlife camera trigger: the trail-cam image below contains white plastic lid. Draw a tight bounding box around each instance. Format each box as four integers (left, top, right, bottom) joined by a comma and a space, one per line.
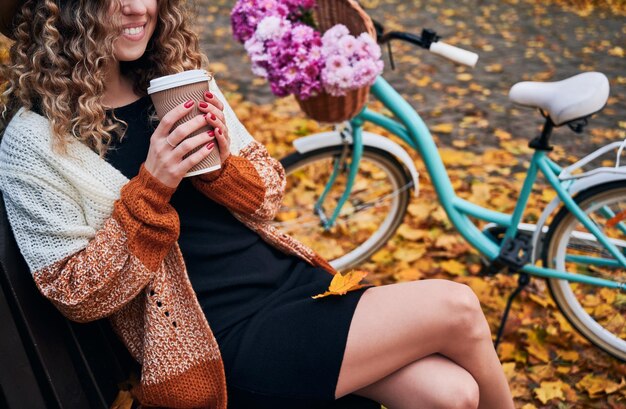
147, 69, 212, 94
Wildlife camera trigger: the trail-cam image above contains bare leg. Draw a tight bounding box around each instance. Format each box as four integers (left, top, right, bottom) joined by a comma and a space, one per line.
335, 279, 514, 409
355, 354, 480, 409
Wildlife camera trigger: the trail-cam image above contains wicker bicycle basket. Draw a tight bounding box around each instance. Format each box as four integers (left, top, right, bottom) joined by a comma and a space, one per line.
296, 0, 377, 123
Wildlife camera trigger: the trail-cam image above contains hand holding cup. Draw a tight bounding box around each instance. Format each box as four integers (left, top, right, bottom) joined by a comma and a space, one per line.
144, 100, 217, 188
148, 70, 222, 179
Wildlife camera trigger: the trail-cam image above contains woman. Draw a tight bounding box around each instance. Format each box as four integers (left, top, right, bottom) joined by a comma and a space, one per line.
0, 1, 514, 408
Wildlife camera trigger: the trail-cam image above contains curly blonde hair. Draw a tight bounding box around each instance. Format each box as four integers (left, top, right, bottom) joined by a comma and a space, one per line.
0, 0, 208, 156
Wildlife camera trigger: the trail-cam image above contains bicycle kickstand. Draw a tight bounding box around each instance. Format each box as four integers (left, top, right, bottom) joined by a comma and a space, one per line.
493, 272, 530, 350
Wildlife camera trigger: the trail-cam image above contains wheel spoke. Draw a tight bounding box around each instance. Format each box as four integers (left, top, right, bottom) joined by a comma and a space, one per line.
273, 147, 411, 271
546, 183, 626, 360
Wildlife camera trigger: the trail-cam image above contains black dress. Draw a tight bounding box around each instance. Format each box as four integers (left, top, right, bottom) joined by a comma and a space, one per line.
105, 96, 379, 409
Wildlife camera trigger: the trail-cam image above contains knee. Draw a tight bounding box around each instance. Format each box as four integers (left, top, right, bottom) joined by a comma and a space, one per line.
438, 378, 480, 409
445, 282, 491, 342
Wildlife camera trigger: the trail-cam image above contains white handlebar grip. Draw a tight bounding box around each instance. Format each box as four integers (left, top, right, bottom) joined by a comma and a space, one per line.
429, 41, 479, 67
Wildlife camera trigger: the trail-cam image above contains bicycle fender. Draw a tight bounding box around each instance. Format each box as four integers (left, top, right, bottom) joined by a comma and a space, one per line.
530, 171, 626, 263
292, 131, 419, 196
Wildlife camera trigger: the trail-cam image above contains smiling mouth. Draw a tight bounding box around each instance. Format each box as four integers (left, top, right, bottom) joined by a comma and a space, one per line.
122, 24, 146, 36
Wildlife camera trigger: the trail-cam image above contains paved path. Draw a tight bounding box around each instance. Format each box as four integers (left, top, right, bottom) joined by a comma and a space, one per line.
193, 0, 625, 156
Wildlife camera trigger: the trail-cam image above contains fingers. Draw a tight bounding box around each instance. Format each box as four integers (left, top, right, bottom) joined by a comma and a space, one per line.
203, 90, 224, 111
172, 130, 215, 159
167, 114, 211, 147
180, 139, 216, 171
197, 101, 226, 132
155, 99, 196, 136
213, 126, 230, 162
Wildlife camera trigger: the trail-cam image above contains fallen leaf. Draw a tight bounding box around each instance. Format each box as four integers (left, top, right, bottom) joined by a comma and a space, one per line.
312, 270, 369, 299
440, 259, 466, 276
110, 390, 134, 409
557, 350, 579, 362
494, 128, 512, 140
486, 63, 504, 73
577, 374, 625, 397
397, 224, 426, 241
431, 123, 454, 134
534, 380, 565, 404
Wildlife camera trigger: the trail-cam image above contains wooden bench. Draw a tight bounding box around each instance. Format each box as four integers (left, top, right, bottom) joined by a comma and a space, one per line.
0, 192, 138, 408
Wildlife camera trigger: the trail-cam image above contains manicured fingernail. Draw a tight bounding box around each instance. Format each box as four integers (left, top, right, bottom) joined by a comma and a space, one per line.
206, 142, 215, 150
184, 100, 194, 108
205, 91, 213, 99
208, 130, 215, 136
217, 127, 222, 135
210, 114, 217, 121
199, 101, 209, 108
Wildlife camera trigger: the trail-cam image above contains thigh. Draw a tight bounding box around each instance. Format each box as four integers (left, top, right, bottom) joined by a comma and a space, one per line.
355, 354, 479, 409
335, 279, 487, 397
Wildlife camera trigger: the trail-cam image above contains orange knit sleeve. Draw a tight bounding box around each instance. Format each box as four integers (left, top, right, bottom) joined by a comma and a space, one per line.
191, 140, 285, 220
112, 164, 180, 271
191, 155, 266, 215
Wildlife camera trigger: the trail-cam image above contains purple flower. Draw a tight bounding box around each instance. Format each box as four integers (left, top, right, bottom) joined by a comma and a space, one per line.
320, 24, 384, 96
231, 0, 318, 43
238, 6, 383, 101
244, 16, 324, 99
231, 0, 289, 43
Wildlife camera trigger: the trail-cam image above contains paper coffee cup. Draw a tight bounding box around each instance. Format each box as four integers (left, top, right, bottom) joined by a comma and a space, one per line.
148, 69, 220, 177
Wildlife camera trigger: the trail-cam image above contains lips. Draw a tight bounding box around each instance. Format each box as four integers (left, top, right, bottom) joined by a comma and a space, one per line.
121, 24, 146, 40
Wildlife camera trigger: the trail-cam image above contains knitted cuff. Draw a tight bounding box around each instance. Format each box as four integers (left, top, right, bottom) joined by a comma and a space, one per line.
112, 164, 180, 271
192, 155, 264, 215
196, 155, 230, 183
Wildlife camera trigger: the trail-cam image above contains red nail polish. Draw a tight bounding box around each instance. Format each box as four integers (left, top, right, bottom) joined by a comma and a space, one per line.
217, 127, 223, 135
210, 114, 217, 121
199, 101, 209, 108
184, 100, 194, 108
205, 91, 213, 99
206, 143, 215, 150
208, 130, 215, 136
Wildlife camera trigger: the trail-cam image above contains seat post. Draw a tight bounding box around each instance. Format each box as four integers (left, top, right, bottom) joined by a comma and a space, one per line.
529, 116, 554, 151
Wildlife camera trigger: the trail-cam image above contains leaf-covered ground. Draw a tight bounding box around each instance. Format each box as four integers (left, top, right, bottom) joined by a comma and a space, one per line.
190, 0, 626, 407
2, 0, 625, 407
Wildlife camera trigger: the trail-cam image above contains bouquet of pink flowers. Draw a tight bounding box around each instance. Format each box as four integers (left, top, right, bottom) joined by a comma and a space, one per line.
231, 0, 383, 101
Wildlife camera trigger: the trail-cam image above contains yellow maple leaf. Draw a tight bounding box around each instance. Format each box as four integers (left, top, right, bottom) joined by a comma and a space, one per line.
534, 381, 565, 404
494, 128, 512, 140
557, 350, 579, 362
110, 390, 134, 409
440, 259, 466, 276
485, 63, 504, 73
576, 374, 624, 397
525, 330, 550, 363
312, 270, 369, 299
397, 224, 426, 241
431, 123, 454, 134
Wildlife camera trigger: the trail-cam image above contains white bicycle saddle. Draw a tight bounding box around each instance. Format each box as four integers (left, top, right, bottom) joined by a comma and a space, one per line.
508, 72, 610, 126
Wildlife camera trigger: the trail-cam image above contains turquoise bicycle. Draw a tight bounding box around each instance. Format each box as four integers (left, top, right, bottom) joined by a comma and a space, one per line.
271, 23, 626, 360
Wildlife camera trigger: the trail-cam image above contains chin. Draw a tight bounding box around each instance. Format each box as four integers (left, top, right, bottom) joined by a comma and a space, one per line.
116, 49, 148, 62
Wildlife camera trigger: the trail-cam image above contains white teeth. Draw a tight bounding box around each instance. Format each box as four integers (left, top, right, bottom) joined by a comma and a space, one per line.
123, 25, 144, 36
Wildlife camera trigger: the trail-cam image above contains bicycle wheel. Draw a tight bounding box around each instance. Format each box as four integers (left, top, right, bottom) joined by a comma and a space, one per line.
274, 145, 413, 271
543, 181, 626, 361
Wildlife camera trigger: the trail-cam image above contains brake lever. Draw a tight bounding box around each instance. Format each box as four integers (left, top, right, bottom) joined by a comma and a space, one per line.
387, 41, 396, 70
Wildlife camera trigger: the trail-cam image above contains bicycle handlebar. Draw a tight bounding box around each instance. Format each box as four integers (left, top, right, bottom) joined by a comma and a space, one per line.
429, 41, 478, 67
374, 20, 479, 68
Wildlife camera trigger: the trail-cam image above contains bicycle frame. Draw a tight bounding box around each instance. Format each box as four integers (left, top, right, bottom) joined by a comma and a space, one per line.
317, 75, 626, 290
